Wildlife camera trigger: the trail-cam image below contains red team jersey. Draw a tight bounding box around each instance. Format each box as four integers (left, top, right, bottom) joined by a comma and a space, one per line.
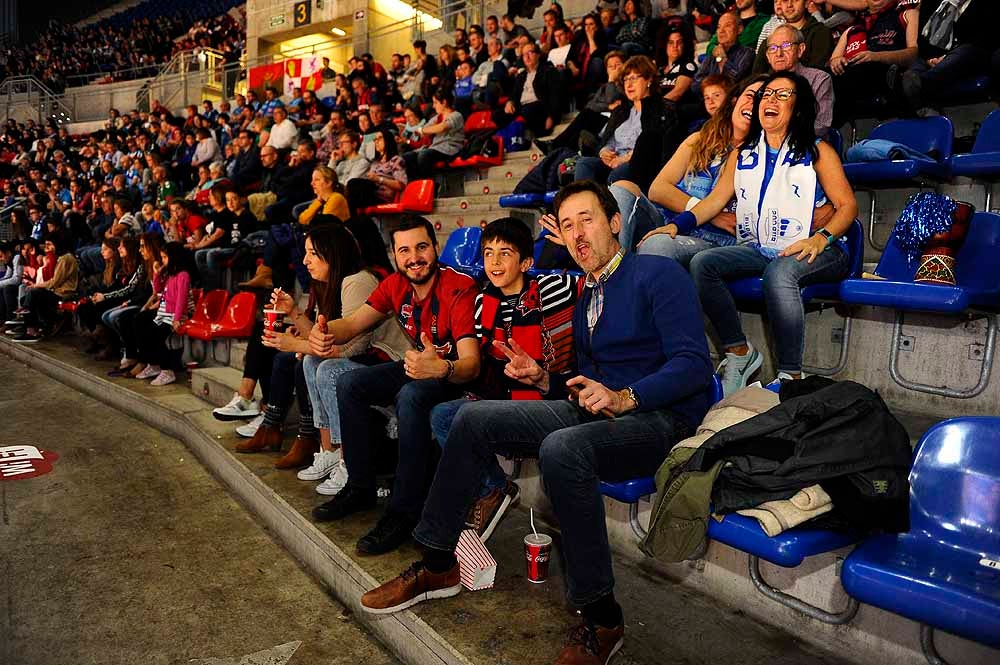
366, 266, 478, 360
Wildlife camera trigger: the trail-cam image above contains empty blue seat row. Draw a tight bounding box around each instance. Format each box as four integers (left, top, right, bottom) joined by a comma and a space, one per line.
498, 191, 557, 209
842, 417, 1000, 658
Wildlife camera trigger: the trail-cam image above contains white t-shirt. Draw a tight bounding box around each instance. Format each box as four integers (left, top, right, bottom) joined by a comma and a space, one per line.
267, 119, 298, 150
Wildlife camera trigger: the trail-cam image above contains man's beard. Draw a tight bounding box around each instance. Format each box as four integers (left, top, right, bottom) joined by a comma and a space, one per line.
401, 256, 438, 285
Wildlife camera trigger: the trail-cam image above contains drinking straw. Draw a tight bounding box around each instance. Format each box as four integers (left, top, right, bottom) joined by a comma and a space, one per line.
530, 508, 538, 538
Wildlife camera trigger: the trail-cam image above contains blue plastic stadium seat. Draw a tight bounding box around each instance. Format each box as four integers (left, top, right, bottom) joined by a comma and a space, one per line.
951, 108, 1000, 180
499, 193, 546, 208
439, 226, 483, 278
843, 117, 954, 185
727, 219, 864, 303
839, 212, 1000, 313
842, 417, 1000, 651
543, 190, 558, 205
825, 128, 843, 158
706, 513, 857, 568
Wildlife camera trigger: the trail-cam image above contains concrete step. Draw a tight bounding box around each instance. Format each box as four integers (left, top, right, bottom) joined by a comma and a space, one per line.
504, 148, 545, 164
190, 366, 252, 407
432, 193, 512, 213
462, 178, 518, 197
230, 340, 248, 373
485, 163, 535, 181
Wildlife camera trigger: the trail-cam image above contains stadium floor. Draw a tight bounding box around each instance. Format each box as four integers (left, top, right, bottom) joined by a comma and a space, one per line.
0, 339, 857, 665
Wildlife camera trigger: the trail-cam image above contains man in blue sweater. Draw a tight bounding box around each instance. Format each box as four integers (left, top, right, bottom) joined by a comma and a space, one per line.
358, 181, 714, 665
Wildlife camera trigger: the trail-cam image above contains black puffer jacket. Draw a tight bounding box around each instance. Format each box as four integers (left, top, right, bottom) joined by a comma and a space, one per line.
604, 94, 685, 193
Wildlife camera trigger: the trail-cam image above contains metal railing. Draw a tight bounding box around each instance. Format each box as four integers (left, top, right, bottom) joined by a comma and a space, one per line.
136, 48, 227, 113
0, 77, 74, 124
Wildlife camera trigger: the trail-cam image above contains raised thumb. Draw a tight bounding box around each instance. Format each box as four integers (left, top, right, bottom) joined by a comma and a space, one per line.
420, 332, 433, 349
315, 314, 327, 329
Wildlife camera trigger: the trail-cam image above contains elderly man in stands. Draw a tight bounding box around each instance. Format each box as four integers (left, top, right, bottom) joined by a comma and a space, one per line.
694, 11, 754, 94
498, 42, 564, 138
752, 0, 834, 74
266, 106, 299, 152
765, 25, 834, 136
473, 37, 510, 106
359, 181, 713, 665
705, 0, 770, 57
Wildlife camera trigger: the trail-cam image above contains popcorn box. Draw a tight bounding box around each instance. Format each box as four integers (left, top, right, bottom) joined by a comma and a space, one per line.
455, 529, 497, 591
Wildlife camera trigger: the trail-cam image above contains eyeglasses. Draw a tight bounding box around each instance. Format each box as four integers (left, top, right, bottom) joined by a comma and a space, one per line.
759, 88, 797, 101
766, 41, 801, 54
622, 74, 646, 85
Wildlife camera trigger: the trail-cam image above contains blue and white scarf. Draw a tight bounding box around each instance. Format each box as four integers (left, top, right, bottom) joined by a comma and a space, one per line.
734, 134, 820, 257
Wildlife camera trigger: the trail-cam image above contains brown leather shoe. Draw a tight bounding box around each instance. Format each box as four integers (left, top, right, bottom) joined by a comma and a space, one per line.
360, 561, 461, 614
239, 265, 273, 289
235, 423, 282, 453
274, 434, 320, 469
554, 621, 624, 665
465, 479, 520, 543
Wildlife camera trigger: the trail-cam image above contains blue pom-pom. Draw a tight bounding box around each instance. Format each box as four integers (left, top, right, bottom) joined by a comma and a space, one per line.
892, 192, 957, 263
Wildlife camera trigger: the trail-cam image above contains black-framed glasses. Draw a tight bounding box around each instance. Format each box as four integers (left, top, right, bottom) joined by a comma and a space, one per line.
759, 88, 797, 101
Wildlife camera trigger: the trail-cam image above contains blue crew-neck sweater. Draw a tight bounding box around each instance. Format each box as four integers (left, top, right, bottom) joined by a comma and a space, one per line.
573, 252, 713, 427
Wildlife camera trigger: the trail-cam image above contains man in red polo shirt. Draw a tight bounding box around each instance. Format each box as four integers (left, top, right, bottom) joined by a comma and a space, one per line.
308, 216, 481, 555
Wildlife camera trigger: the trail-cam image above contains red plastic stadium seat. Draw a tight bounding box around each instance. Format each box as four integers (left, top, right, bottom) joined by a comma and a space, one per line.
208, 291, 257, 338
463, 110, 498, 133
364, 179, 435, 215
178, 289, 229, 339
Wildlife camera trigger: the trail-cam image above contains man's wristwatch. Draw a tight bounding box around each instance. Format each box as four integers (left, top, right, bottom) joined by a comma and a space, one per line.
620, 386, 640, 412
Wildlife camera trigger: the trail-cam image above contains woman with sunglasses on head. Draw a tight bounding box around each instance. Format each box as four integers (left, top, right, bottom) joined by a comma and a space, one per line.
682, 71, 857, 395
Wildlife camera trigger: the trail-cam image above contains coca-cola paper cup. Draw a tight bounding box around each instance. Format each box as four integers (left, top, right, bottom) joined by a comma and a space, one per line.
524, 533, 553, 583
263, 308, 285, 332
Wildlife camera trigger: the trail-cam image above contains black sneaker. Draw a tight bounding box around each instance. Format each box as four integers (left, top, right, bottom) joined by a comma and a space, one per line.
356, 511, 416, 556
312, 484, 377, 522
11, 332, 41, 343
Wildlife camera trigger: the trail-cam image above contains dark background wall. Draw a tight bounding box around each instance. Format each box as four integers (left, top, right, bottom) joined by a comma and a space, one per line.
15, 0, 122, 43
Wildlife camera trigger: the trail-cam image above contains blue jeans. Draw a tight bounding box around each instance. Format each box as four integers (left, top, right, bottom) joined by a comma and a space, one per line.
431, 398, 508, 497
413, 399, 690, 606
609, 183, 667, 252
639, 234, 718, 267
689, 244, 850, 373
194, 247, 237, 291
302, 355, 365, 440
337, 360, 464, 521
102, 305, 139, 356
77, 244, 105, 276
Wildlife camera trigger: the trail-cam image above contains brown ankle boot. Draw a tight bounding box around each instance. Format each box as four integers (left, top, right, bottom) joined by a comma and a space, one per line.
239, 265, 273, 289
274, 434, 320, 469
235, 423, 283, 453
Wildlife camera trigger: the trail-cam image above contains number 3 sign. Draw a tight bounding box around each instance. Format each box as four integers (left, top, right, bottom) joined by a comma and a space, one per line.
294, 1, 312, 27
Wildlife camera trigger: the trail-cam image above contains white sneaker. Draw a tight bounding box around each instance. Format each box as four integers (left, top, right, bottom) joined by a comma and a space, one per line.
235, 413, 265, 438
297, 448, 342, 481
135, 364, 161, 380
315, 460, 349, 495
718, 344, 763, 397
213, 393, 261, 421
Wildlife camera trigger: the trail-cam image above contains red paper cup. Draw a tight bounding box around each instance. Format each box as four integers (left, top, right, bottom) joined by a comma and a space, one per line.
524, 533, 553, 584
263, 308, 285, 333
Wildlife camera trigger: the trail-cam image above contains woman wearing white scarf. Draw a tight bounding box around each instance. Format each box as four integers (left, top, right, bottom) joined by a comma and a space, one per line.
678, 71, 857, 396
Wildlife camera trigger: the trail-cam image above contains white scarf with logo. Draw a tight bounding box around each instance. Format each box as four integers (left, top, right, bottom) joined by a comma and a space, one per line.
734, 133, 819, 254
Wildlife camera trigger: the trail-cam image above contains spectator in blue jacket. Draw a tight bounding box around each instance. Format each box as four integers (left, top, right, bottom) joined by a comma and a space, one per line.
358, 180, 714, 665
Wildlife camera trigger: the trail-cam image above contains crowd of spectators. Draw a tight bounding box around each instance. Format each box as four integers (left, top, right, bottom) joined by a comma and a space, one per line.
0, 3, 245, 89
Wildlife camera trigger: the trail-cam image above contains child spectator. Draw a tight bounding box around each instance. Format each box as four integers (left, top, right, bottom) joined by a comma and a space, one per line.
130, 242, 194, 386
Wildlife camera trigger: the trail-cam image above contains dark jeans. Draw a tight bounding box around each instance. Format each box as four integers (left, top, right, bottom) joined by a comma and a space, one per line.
1, 283, 20, 321
548, 108, 610, 152
403, 148, 455, 180
413, 399, 691, 605
133, 315, 176, 369
118, 308, 152, 359
242, 321, 287, 406
336, 360, 464, 521
573, 156, 634, 187
23, 287, 61, 329
832, 61, 898, 126
902, 44, 991, 109
77, 298, 116, 332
